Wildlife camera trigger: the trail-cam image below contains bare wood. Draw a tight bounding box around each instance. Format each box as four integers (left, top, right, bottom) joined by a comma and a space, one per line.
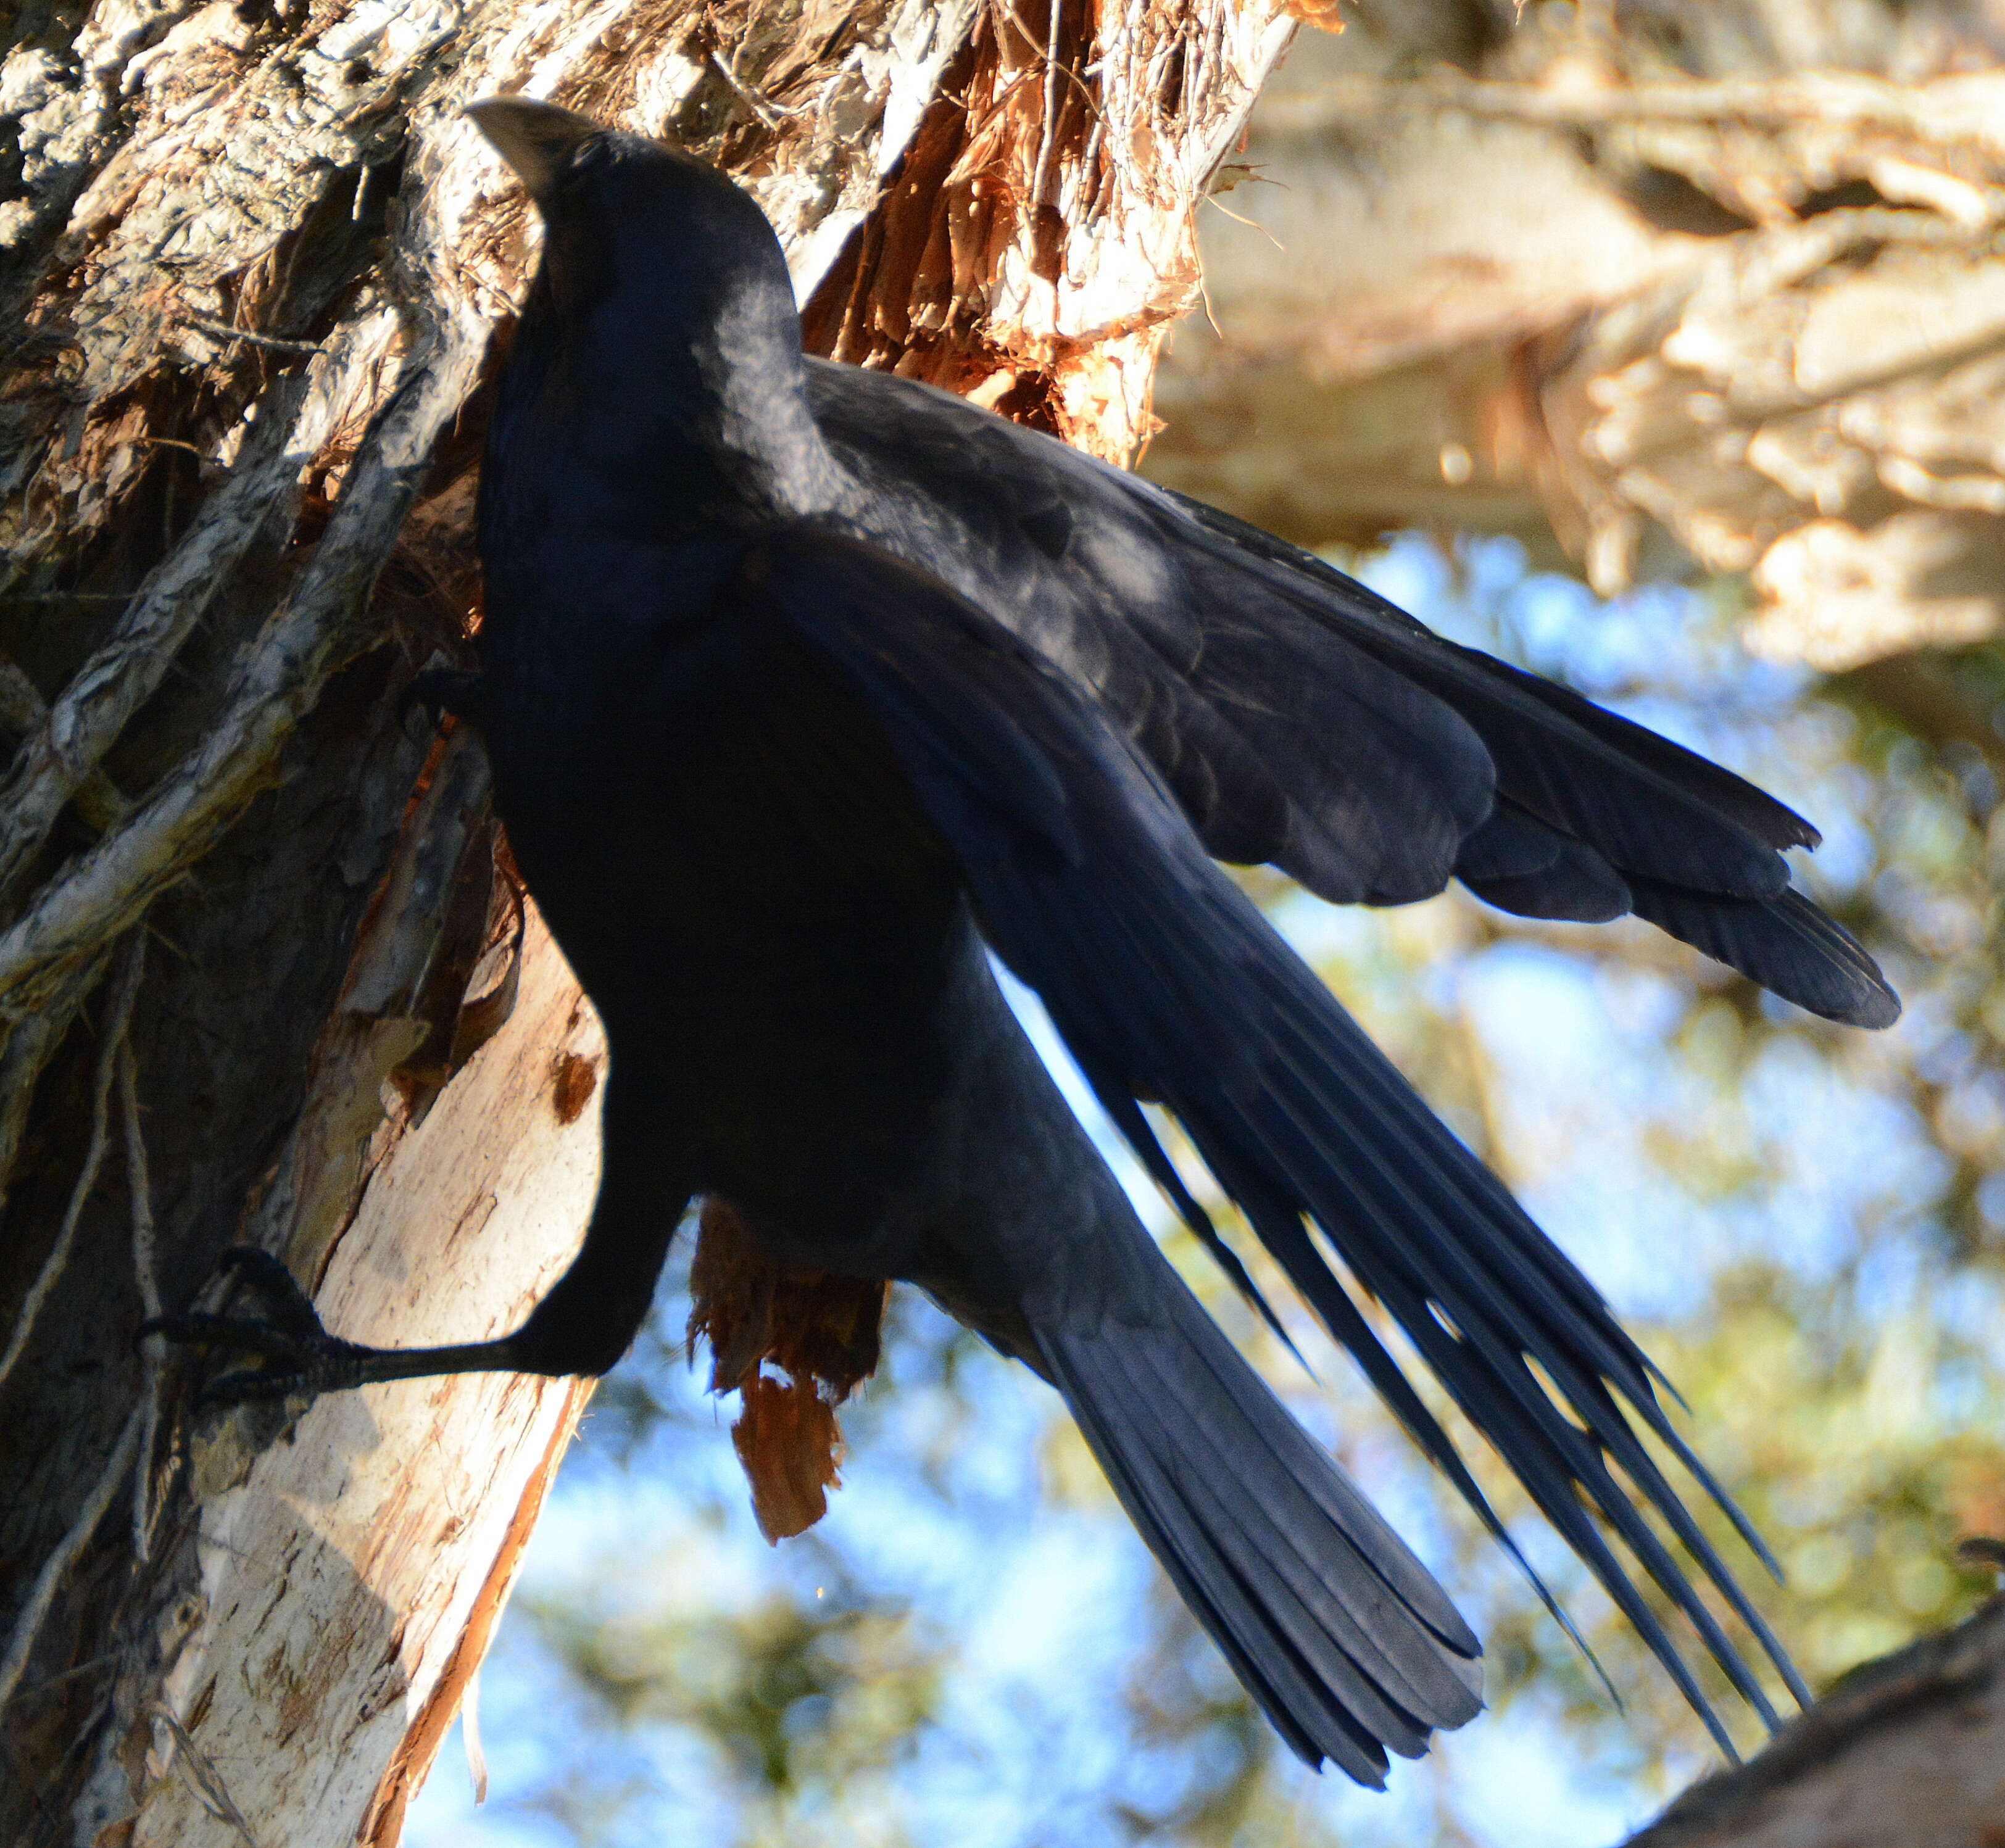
1263, 69, 2005, 154
105, 913, 603, 1848
358, 1383, 586, 1848
0, 663, 131, 839
1147, 9, 2005, 669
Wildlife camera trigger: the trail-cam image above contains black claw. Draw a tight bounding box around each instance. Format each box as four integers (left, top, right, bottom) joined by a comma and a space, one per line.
215, 1247, 325, 1337
217, 1245, 285, 1275
196, 1368, 314, 1412
139, 1310, 299, 1354
407, 666, 485, 738
145, 1248, 356, 1411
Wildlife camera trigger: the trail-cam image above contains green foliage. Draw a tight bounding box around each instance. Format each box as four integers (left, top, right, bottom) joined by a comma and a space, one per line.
523, 1571, 945, 1844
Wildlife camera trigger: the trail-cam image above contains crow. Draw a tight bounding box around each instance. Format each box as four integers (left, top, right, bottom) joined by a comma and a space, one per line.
154, 98, 1898, 1786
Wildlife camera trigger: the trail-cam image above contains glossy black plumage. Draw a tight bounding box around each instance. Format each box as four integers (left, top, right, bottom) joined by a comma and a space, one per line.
151, 99, 1899, 1784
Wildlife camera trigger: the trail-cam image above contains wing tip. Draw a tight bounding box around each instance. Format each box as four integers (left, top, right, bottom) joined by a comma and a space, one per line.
1811, 981, 1903, 1030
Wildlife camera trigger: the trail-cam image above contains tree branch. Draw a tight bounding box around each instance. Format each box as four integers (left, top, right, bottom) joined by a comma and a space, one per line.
1623, 1597, 2005, 1847
0, 933, 145, 1394
0, 308, 484, 1015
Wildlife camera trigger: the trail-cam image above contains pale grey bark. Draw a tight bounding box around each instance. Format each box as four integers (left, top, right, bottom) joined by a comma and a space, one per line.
1624, 1593, 2005, 1848
0, 2, 1293, 1842
1148, 0, 2005, 670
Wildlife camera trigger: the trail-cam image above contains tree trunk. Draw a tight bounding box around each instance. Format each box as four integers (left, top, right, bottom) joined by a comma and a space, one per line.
1147, 0, 2005, 674
1622, 1593, 2005, 1848
0, 3, 1294, 1844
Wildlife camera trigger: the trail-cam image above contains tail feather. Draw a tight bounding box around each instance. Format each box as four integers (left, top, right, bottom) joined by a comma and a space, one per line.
1077, 1390, 1393, 1781
1032, 1235, 1482, 1783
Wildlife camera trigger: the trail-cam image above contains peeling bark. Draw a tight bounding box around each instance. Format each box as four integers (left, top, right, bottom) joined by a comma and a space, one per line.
686, 1197, 889, 1544
804, 0, 1293, 460
1147, 2, 2005, 669
97, 914, 605, 1848
0, 1, 1293, 1842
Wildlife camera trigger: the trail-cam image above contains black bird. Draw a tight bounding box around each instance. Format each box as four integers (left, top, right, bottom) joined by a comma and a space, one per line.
157, 99, 1898, 1785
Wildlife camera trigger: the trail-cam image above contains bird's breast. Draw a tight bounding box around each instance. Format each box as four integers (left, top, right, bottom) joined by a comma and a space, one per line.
482, 585, 979, 1261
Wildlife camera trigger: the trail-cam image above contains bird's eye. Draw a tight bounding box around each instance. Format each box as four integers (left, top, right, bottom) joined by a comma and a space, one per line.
568, 136, 614, 181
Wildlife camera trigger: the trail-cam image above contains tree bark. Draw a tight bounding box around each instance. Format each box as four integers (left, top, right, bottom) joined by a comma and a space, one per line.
0, 2, 1294, 1844
1147, 0, 2005, 673
1622, 1593, 2005, 1848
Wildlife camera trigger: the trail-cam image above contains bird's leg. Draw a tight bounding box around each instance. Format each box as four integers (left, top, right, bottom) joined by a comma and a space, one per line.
147, 1066, 693, 1411
142, 1248, 555, 1411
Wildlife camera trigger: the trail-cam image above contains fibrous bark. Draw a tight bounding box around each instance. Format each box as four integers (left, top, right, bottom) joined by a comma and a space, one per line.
0, 2, 1293, 1844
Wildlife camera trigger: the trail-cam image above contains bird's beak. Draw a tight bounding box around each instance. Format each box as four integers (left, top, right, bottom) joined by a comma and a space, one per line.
465, 96, 604, 198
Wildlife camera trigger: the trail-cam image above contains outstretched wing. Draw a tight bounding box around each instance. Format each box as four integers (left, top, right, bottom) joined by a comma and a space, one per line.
1147, 490, 1901, 1030
806, 362, 1898, 1031
733, 520, 1806, 1752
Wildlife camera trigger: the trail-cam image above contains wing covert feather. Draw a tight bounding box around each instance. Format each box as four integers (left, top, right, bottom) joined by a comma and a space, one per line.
806, 363, 1892, 1029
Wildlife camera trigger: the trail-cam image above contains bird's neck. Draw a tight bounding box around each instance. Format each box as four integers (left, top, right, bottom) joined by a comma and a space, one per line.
492, 273, 853, 536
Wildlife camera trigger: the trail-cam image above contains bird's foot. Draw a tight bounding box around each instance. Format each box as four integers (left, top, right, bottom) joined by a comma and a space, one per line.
405, 664, 485, 738
142, 1248, 365, 1412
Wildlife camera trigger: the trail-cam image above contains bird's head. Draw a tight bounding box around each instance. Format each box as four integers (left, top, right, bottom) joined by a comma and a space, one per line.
467, 96, 799, 351
473, 101, 787, 287
466, 97, 839, 515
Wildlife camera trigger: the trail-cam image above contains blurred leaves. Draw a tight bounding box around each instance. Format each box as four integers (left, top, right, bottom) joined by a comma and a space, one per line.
523, 1570, 945, 1845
